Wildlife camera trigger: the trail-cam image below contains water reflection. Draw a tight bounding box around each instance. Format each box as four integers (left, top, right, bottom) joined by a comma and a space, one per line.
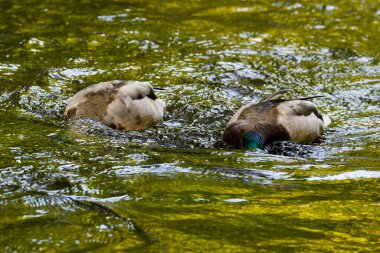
0, 0, 379, 251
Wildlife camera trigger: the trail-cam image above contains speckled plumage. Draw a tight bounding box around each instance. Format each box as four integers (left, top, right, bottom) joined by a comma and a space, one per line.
64, 80, 165, 131
223, 90, 331, 149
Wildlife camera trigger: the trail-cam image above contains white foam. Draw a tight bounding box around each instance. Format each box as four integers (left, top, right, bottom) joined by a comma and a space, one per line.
308, 170, 380, 181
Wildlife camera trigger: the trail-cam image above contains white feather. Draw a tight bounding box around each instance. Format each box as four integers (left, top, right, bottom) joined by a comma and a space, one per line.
276, 100, 325, 143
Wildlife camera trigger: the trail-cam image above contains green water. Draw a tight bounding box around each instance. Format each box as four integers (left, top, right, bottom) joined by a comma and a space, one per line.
0, 0, 379, 252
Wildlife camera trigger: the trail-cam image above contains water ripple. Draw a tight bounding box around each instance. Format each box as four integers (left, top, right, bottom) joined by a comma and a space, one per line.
308, 170, 380, 181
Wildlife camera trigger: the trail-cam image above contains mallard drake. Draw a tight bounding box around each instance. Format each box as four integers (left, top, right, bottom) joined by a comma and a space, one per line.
223, 90, 331, 149
64, 80, 165, 131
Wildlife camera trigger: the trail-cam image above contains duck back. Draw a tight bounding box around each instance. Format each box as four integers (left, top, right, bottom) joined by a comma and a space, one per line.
223, 100, 290, 148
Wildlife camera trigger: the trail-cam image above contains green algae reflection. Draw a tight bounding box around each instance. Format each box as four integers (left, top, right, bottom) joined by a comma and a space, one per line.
0, 0, 379, 252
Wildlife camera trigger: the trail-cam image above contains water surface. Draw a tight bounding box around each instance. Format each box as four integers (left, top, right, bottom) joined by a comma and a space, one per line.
0, 0, 379, 252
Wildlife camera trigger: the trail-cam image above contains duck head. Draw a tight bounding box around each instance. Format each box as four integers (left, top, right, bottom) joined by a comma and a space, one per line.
242, 131, 265, 149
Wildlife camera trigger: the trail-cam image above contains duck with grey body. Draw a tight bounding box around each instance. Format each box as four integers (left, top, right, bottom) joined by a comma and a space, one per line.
223, 90, 331, 149
64, 80, 166, 131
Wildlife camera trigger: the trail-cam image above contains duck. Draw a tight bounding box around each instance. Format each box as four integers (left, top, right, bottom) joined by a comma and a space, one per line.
222, 90, 331, 149
64, 80, 165, 131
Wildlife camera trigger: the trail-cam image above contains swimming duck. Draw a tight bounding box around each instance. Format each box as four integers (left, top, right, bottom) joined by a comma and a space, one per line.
64, 80, 165, 131
223, 90, 331, 149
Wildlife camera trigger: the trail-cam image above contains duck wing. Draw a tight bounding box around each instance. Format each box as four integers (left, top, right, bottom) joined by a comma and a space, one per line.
275, 100, 326, 143
64, 81, 118, 120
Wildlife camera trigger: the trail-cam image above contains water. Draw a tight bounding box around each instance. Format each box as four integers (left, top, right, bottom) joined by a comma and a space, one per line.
0, 0, 379, 252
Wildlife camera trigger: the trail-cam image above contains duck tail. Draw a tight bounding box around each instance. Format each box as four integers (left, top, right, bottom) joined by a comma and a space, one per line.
263, 89, 292, 101
322, 114, 331, 127
296, 95, 325, 100
263, 90, 327, 103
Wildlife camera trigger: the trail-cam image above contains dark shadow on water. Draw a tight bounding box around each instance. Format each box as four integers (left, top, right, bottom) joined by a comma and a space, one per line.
0, 192, 154, 252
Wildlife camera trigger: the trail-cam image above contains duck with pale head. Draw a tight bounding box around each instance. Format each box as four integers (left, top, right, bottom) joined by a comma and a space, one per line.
64, 80, 165, 131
